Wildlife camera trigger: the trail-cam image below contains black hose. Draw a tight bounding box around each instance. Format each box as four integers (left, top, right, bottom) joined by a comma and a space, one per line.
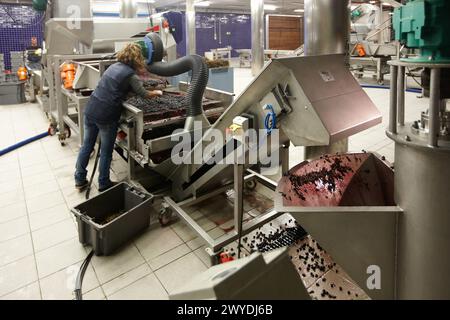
147, 55, 209, 117
74, 249, 94, 300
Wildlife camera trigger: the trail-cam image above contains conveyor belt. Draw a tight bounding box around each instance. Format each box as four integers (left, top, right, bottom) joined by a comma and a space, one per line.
126, 90, 225, 128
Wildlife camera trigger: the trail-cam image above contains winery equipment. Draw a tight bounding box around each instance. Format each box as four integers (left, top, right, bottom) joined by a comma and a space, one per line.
36, 0, 151, 144
267, 0, 450, 300
146, 52, 382, 262
170, 248, 310, 300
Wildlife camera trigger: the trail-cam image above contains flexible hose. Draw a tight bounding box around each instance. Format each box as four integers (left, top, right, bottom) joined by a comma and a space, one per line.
264, 104, 277, 136
147, 55, 209, 117
74, 249, 94, 300
0, 131, 49, 157
361, 84, 422, 94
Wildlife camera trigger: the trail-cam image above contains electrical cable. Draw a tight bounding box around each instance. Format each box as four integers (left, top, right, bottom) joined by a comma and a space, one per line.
263, 104, 277, 136
406, 67, 424, 88
74, 249, 94, 300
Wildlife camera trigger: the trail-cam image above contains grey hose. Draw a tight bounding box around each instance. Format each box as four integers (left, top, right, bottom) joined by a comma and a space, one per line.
147, 55, 209, 117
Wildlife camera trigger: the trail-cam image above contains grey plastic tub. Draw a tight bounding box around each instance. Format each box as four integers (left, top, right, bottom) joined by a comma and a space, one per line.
71, 183, 153, 256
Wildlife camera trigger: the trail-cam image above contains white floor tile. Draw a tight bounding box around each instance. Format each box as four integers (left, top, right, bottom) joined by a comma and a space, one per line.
155, 252, 207, 294
29, 203, 71, 231
193, 245, 212, 268
32, 218, 77, 252
108, 273, 168, 300
25, 179, 60, 199
0, 180, 22, 195
147, 244, 191, 271
22, 171, 56, 189
19, 155, 49, 169
0, 169, 21, 185
0, 188, 24, 209
20, 162, 52, 178
0, 281, 41, 300
101, 263, 151, 296
26, 190, 65, 214
35, 238, 88, 278
91, 244, 145, 284
134, 226, 183, 261
186, 227, 226, 251
171, 220, 200, 242
0, 255, 38, 297
0, 216, 29, 242
0, 162, 19, 175
0, 203, 27, 224
0, 233, 34, 267
40, 261, 99, 300
83, 287, 105, 300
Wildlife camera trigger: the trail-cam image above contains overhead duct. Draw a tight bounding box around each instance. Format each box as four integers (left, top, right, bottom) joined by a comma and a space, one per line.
303, 0, 351, 160
120, 0, 138, 19
304, 0, 350, 56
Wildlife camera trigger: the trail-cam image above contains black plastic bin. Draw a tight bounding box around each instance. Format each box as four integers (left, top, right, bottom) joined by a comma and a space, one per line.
71, 183, 153, 256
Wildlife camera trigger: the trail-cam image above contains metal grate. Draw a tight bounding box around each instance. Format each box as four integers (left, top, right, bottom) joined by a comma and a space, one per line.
0, 4, 44, 70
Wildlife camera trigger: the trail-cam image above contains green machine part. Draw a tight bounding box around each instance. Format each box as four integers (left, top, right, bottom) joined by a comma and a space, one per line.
394, 0, 450, 62
32, 0, 48, 11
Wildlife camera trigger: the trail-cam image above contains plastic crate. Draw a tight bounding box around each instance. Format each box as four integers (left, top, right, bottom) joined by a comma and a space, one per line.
71, 183, 153, 256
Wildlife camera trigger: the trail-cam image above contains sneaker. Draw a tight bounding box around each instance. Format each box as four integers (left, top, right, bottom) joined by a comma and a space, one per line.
98, 181, 119, 193
75, 180, 89, 191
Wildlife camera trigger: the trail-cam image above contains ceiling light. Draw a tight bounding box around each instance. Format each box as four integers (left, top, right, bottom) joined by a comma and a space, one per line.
194, 1, 211, 7
264, 4, 277, 11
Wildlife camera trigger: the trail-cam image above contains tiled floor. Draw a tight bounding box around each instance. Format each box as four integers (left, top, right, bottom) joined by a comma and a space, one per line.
0, 68, 430, 300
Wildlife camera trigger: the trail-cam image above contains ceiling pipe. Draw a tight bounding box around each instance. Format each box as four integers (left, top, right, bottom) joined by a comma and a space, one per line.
120, 0, 138, 18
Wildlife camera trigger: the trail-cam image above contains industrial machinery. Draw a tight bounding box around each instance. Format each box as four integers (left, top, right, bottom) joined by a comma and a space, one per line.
163, 54, 380, 265
33, 0, 150, 144
349, 3, 398, 84
164, 0, 450, 300
34, 1, 183, 146
264, 0, 450, 300
170, 248, 310, 300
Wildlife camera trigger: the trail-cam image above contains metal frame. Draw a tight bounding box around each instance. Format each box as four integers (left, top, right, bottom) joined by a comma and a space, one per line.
164, 169, 282, 258
350, 56, 390, 85
46, 53, 116, 145
117, 85, 234, 181
387, 60, 450, 148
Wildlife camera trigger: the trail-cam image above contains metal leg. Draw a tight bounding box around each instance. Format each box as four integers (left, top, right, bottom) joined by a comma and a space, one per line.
397, 66, 405, 126
389, 65, 398, 134
377, 58, 383, 84
127, 124, 137, 180
281, 141, 290, 175
428, 68, 441, 147
234, 163, 245, 258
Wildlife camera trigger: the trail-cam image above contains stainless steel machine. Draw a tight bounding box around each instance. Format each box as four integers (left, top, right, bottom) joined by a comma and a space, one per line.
163, 0, 450, 300
349, 3, 398, 85
170, 248, 310, 300
146, 53, 382, 263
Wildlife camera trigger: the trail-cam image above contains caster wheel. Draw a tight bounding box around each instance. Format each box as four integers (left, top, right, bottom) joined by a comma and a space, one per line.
48, 124, 57, 136
64, 125, 71, 139
158, 208, 173, 227
245, 180, 257, 190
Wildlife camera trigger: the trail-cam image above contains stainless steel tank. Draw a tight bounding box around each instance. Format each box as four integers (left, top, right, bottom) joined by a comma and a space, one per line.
304, 0, 350, 56
388, 61, 450, 299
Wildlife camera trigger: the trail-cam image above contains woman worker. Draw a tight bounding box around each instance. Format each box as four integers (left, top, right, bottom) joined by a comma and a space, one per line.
74, 43, 162, 192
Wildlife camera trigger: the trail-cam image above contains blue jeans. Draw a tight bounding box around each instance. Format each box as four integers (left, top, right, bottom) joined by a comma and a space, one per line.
75, 115, 118, 190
